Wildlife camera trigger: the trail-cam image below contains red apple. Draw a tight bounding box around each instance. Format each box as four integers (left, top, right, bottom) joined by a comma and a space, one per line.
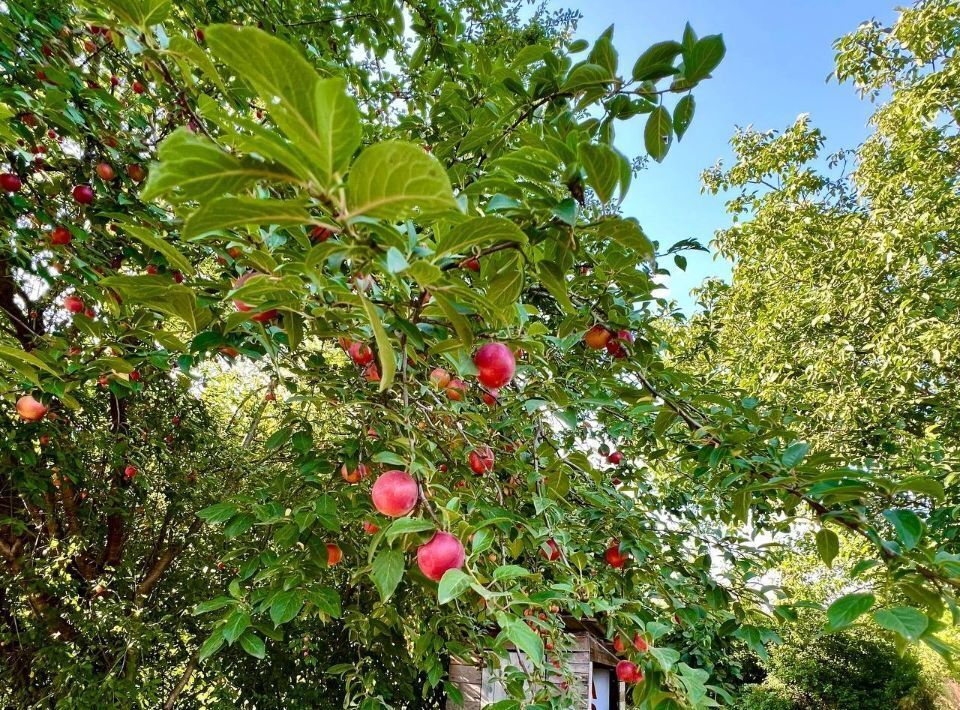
16, 395, 48, 421
50, 225, 71, 245
633, 633, 648, 652
310, 225, 334, 242
606, 330, 635, 359
96, 162, 115, 181
481, 389, 498, 406
473, 342, 516, 389
129, 370, 141, 382
123, 465, 138, 480
371, 470, 418, 517
348, 341, 374, 366
195, 28, 205, 42
63, 295, 83, 313
232, 272, 278, 322
363, 362, 380, 382
0, 173, 22, 192
429, 367, 451, 389
613, 634, 626, 654
132, 80, 145, 94
146, 264, 159, 275
363, 520, 379, 534
416, 531, 465, 582
341, 463, 368, 484
72, 184, 94, 204
607, 451, 623, 465
616, 660, 643, 684
326, 543, 342, 566
126, 164, 145, 182
468, 445, 494, 475
445, 378, 467, 401
463, 257, 480, 272
584, 325, 611, 350
605, 541, 628, 568
541, 538, 561, 561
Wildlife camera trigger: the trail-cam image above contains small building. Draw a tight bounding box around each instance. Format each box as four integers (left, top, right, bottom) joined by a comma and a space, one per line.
448, 617, 625, 709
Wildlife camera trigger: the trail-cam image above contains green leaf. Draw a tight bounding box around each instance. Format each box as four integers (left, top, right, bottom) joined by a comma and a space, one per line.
269, 589, 304, 626
432, 293, 473, 348
644, 106, 672, 163
826, 592, 875, 631
435, 216, 526, 258
97, 0, 170, 28
360, 296, 396, 392
197, 502, 237, 524
347, 141, 457, 220
119, 222, 194, 276
191, 596, 236, 615
562, 63, 612, 93
182, 197, 311, 240
632, 40, 682, 81
503, 619, 544, 666
492, 565, 530, 581
198, 627, 225, 661
781, 442, 810, 469
683, 35, 726, 82
239, 631, 266, 659
142, 129, 295, 205
538, 261, 574, 314
815, 528, 839, 568
0, 345, 59, 377
305, 587, 341, 618
371, 549, 405, 602
579, 142, 623, 204
599, 218, 655, 264
873, 607, 928, 641
206, 25, 360, 183
437, 569, 472, 604
673, 95, 695, 140
223, 610, 251, 644
100, 275, 204, 332
385, 517, 434, 541
883, 509, 924, 550
651, 646, 681, 671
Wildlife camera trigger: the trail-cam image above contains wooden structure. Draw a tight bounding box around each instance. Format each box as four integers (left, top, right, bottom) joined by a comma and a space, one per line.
447, 617, 625, 709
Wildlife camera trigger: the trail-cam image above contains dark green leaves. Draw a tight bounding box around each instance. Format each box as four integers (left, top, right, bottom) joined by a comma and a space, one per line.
682, 34, 726, 82
644, 106, 673, 162
883, 509, 924, 550
269, 589, 304, 626
347, 142, 457, 220
206, 25, 361, 184
632, 40, 682, 81
826, 592, 875, 631
781, 441, 810, 469
873, 607, 928, 641
371, 549, 405, 601
674, 95, 695, 140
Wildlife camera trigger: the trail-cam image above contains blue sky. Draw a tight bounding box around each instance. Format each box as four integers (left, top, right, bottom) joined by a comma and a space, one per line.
553, 0, 896, 312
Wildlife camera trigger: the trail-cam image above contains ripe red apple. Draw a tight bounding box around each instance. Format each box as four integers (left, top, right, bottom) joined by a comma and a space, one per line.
50, 225, 71, 245
16, 395, 48, 421
584, 325, 611, 350
96, 162, 115, 181
445, 378, 466, 401
541, 538, 560, 561
473, 342, 516, 389
371, 470, 418, 517
341, 463, 368, 484
126, 164, 145, 182
481, 389, 498, 406
416, 531, 465, 582
613, 634, 626, 654
129, 370, 141, 382
429, 367, 451, 389
362, 521, 379, 534
468, 445, 494, 475
616, 660, 643, 683
606, 330, 635, 359
0, 173, 22, 192
348, 342, 374, 366
72, 184, 94, 204
233, 272, 279, 322
132, 80, 145, 94
195, 28, 205, 42
39, 434, 50, 446
123, 465, 138, 480
633, 633, 648, 652
605, 541, 628, 568
145, 264, 159, 275
326, 543, 342, 566
63, 295, 84, 313
463, 257, 480, 272
607, 451, 623, 465
363, 363, 380, 382
310, 225, 334, 242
